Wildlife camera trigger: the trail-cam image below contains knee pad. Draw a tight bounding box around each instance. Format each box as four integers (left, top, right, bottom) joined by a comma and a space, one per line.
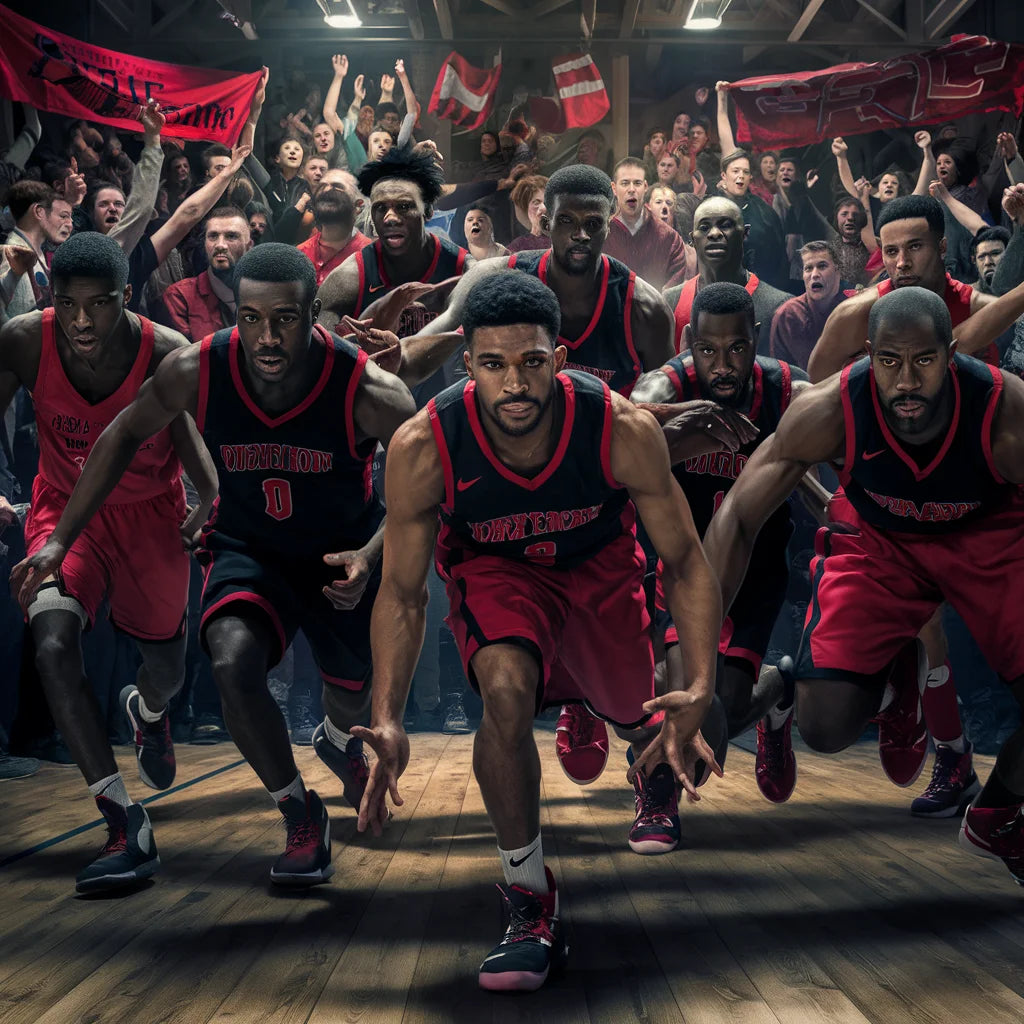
27, 580, 88, 629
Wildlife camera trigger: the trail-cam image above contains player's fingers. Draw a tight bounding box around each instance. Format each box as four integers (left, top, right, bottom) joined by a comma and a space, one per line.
678, 770, 700, 802
388, 777, 404, 807
702, 420, 742, 451
626, 743, 656, 783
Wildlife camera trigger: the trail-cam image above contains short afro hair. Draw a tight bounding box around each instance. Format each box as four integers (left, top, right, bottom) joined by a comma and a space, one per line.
868, 286, 952, 348
690, 281, 756, 337
543, 164, 614, 215
233, 243, 317, 305
875, 194, 945, 238
462, 271, 561, 347
971, 225, 1010, 259
356, 144, 446, 208
51, 232, 130, 291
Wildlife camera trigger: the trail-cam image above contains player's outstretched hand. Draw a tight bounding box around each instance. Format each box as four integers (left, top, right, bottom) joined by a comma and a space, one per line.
10, 538, 67, 613
350, 720, 409, 835
322, 547, 374, 610
341, 316, 402, 375
358, 280, 436, 334
627, 691, 724, 802
637, 399, 757, 461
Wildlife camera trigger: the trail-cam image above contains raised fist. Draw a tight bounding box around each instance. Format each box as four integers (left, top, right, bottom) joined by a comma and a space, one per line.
914, 130, 932, 150
831, 137, 848, 158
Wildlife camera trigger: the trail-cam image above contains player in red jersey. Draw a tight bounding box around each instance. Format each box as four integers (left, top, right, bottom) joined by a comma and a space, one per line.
4, 233, 216, 894
705, 287, 1024, 886
352, 272, 725, 991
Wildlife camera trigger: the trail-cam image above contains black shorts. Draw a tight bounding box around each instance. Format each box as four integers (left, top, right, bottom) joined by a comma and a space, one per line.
197, 532, 380, 692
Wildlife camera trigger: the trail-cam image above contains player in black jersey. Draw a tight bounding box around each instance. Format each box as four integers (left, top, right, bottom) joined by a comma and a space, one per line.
351, 272, 725, 992
630, 282, 812, 816
16, 245, 417, 888
704, 287, 1024, 887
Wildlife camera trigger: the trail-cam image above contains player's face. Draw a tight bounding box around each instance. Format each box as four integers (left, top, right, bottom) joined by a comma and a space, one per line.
802, 253, 840, 303
869, 317, 953, 440
691, 200, 745, 273
370, 178, 427, 257
205, 216, 251, 272
878, 173, 900, 200
313, 123, 335, 153
545, 194, 611, 276
974, 240, 1005, 289
687, 311, 756, 407
236, 279, 313, 384
52, 277, 129, 359
465, 324, 567, 438
721, 157, 751, 198
879, 217, 946, 292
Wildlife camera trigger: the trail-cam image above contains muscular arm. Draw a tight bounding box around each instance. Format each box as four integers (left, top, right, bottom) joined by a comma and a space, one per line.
611, 397, 719, 706
807, 291, 875, 383
954, 278, 1024, 355
315, 257, 363, 332
629, 277, 675, 370
0, 313, 39, 416
352, 354, 417, 448
991, 371, 1024, 484
704, 380, 845, 612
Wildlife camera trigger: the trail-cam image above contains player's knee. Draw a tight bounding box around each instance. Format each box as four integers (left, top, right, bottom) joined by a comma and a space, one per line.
138, 636, 187, 693
34, 629, 81, 681
796, 710, 858, 753
478, 676, 537, 742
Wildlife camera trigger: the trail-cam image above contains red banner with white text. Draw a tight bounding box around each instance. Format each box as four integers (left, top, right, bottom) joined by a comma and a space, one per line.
727, 35, 1024, 151
0, 4, 262, 144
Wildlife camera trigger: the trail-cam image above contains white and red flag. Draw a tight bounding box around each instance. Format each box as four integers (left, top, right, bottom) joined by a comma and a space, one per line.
529, 53, 610, 133
428, 51, 502, 131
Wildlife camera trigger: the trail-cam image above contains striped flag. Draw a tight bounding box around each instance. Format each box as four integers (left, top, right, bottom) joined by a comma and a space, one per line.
528, 53, 610, 133
428, 51, 502, 131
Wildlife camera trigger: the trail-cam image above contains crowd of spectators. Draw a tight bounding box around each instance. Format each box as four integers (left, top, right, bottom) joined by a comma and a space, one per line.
2, 53, 1023, 777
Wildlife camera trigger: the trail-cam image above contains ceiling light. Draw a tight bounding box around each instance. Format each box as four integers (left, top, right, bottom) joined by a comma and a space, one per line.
684, 0, 733, 30
316, 0, 362, 28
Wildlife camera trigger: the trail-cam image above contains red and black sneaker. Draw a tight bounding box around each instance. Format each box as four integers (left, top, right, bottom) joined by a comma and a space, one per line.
959, 801, 1024, 886
312, 722, 370, 812
555, 704, 609, 785
478, 866, 568, 992
121, 685, 176, 791
755, 708, 797, 804
271, 788, 333, 886
628, 757, 681, 855
873, 641, 928, 788
911, 742, 981, 818
76, 797, 160, 894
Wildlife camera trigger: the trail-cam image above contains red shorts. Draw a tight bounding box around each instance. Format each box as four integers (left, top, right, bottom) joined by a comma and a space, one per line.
25, 477, 189, 641
440, 531, 654, 728
798, 490, 1024, 683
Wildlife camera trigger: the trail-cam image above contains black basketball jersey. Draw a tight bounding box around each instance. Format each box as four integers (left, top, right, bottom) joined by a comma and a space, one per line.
196, 325, 383, 556
839, 353, 1013, 534
507, 249, 641, 397
662, 355, 805, 544
428, 370, 632, 569
353, 235, 468, 338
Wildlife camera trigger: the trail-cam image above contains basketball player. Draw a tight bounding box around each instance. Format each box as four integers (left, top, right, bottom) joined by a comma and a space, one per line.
14, 244, 416, 887
351, 272, 725, 991
632, 282, 810, 808
3, 232, 216, 893
703, 288, 1024, 886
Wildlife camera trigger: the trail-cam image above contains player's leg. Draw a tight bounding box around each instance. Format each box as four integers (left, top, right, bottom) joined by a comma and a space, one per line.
911, 606, 979, 817
472, 641, 565, 993
205, 606, 331, 886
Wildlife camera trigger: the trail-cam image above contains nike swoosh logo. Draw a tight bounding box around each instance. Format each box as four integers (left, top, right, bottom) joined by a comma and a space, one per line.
368, 284, 387, 293
508, 845, 538, 868
862, 449, 887, 461
457, 476, 482, 491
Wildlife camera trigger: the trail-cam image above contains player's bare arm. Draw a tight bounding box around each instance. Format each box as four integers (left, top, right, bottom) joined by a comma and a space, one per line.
990, 369, 1024, 485
954, 277, 1024, 358
351, 412, 444, 836
608, 395, 722, 787
629, 276, 675, 370
11, 344, 201, 607
0, 311, 44, 408
807, 289, 877, 383
703, 377, 846, 613
314, 255, 362, 333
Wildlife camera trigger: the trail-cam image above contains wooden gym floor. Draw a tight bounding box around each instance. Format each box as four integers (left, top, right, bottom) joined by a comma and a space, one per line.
1, 732, 1023, 1024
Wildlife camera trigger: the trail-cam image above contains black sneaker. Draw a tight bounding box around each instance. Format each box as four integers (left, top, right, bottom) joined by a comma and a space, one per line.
270, 789, 333, 886
911, 742, 981, 818
290, 694, 320, 747
190, 712, 229, 745
442, 694, 471, 735
76, 798, 160, 894
478, 867, 568, 992
122, 686, 176, 791
312, 722, 371, 812
0, 751, 41, 780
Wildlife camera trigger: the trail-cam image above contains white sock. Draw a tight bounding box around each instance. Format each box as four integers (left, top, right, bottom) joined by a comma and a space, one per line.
323, 716, 353, 751
89, 772, 132, 808
498, 834, 547, 894
766, 700, 794, 729
268, 773, 305, 806
938, 735, 966, 753
878, 683, 896, 713
138, 694, 164, 723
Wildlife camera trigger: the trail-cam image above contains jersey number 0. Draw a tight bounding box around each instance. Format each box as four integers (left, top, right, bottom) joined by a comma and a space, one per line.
262, 478, 293, 521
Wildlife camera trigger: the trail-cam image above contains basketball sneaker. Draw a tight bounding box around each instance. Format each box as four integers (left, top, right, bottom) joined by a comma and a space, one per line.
555, 704, 609, 785
958, 801, 1024, 886
755, 707, 797, 804
478, 866, 568, 992
312, 721, 370, 812
910, 742, 981, 817
873, 640, 929, 787
76, 798, 160, 894
627, 750, 680, 854
121, 686, 176, 791
270, 788, 333, 886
